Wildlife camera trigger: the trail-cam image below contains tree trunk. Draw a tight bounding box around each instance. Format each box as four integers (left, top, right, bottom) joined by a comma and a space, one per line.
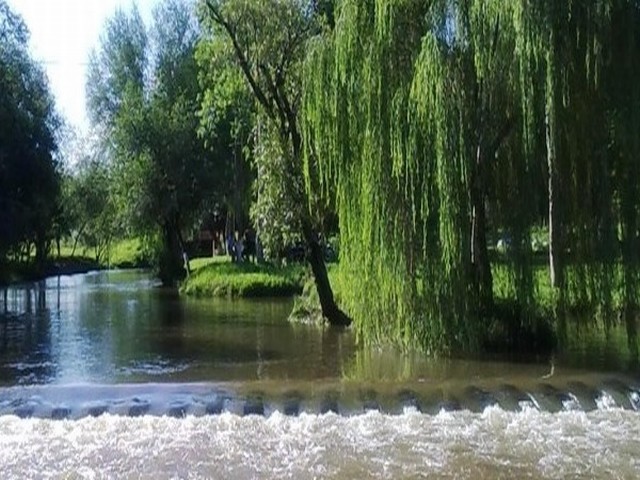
205, 2, 349, 327
232, 137, 244, 237
71, 222, 87, 257
547, 151, 561, 289
302, 220, 351, 327
158, 220, 184, 287
175, 220, 191, 276
546, 30, 563, 291
471, 145, 493, 311
34, 231, 47, 271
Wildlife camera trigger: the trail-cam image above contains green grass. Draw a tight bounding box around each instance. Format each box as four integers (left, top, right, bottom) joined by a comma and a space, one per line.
107, 238, 150, 268
188, 256, 227, 271
0, 237, 150, 285
55, 238, 150, 269
180, 256, 306, 298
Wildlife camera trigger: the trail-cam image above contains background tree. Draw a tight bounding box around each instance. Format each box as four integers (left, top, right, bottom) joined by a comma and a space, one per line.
87, 0, 221, 285
196, 24, 255, 243
86, 5, 147, 130
63, 154, 118, 263
0, 0, 61, 270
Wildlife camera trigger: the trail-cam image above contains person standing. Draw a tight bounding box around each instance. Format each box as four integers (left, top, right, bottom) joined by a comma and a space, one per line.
235, 231, 244, 263
227, 233, 236, 262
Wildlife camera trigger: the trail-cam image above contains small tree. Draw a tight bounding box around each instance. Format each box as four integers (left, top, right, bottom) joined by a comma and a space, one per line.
200, 0, 351, 326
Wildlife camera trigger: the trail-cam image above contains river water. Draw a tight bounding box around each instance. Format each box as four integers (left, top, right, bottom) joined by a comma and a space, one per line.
0, 270, 639, 479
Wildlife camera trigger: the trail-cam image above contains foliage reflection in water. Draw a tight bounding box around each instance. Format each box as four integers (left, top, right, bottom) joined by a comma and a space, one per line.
0, 270, 359, 385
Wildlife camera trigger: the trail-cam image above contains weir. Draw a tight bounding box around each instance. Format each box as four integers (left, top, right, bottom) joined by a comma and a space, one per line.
1, 374, 638, 420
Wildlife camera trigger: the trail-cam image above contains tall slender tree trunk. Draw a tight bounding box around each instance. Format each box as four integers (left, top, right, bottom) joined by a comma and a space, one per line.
546, 28, 563, 291
547, 146, 561, 290
287, 116, 351, 327
175, 216, 190, 276
71, 222, 87, 257
233, 136, 244, 236
293, 134, 350, 327
471, 145, 493, 311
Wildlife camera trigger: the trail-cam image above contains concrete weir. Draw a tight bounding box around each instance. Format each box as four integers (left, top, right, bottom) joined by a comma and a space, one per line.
0, 375, 638, 420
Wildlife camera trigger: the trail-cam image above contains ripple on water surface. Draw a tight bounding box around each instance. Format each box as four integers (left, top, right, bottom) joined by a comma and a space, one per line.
0, 408, 639, 479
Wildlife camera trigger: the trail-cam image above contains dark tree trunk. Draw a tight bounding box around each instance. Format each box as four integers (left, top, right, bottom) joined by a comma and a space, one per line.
158, 220, 184, 287
34, 231, 47, 271
175, 220, 190, 276
546, 18, 564, 292
471, 145, 493, 311
547, 153, 562, 289
302, 220, 351, 327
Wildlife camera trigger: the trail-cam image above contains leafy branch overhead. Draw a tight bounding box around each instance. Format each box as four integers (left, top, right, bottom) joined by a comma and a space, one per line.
203, 0, 313, 151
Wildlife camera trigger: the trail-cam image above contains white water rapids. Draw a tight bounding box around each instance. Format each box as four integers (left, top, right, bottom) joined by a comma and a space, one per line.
1, 407, 639, 479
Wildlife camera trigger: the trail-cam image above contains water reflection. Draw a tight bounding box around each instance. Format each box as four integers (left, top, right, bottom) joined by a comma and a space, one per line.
0, 281, 54, 384
0, 271, 358, 386
0, 270, 639, 389
558, 319, 640, 374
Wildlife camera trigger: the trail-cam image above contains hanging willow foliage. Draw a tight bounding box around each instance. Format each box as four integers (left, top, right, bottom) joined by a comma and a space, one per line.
303, 0, 640, 353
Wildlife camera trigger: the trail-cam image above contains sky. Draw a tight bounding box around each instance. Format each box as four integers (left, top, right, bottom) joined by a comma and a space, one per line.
7, 0, 158, 134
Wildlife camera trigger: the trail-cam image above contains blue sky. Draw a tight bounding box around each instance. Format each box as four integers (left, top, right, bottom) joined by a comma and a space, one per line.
7, 0, 158, 134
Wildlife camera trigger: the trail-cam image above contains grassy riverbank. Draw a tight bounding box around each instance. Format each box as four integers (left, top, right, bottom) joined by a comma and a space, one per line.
0, 256, 102, 286
180, 257, 306, 298
55, 238, 151, 269
0, 238, 151, 286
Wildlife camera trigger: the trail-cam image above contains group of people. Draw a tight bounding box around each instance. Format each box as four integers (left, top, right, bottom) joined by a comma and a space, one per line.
226, 229, 261, 263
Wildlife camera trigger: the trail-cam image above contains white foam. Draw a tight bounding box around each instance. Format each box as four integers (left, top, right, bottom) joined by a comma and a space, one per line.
0, 409, 639, 479
596, 391, 618, 410
562, 392, 582, 411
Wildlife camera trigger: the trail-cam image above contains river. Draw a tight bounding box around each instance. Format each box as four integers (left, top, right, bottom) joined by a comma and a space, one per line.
0, 270, 639, 479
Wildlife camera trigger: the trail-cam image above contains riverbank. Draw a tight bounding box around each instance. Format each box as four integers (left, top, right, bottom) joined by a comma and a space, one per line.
180, 257, 306, 298
0, 239, 151, 287
0, 256, 102, 286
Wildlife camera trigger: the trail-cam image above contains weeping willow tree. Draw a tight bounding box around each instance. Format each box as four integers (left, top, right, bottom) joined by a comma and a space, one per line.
611, 2, 640, 346
530, 0, 640, 339
304, 0, 535, 352
506, 0, 640, 333
304, 0, 640, 353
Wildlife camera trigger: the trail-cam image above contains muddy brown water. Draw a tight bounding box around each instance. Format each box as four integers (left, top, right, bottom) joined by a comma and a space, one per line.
0, 270, 639, 479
